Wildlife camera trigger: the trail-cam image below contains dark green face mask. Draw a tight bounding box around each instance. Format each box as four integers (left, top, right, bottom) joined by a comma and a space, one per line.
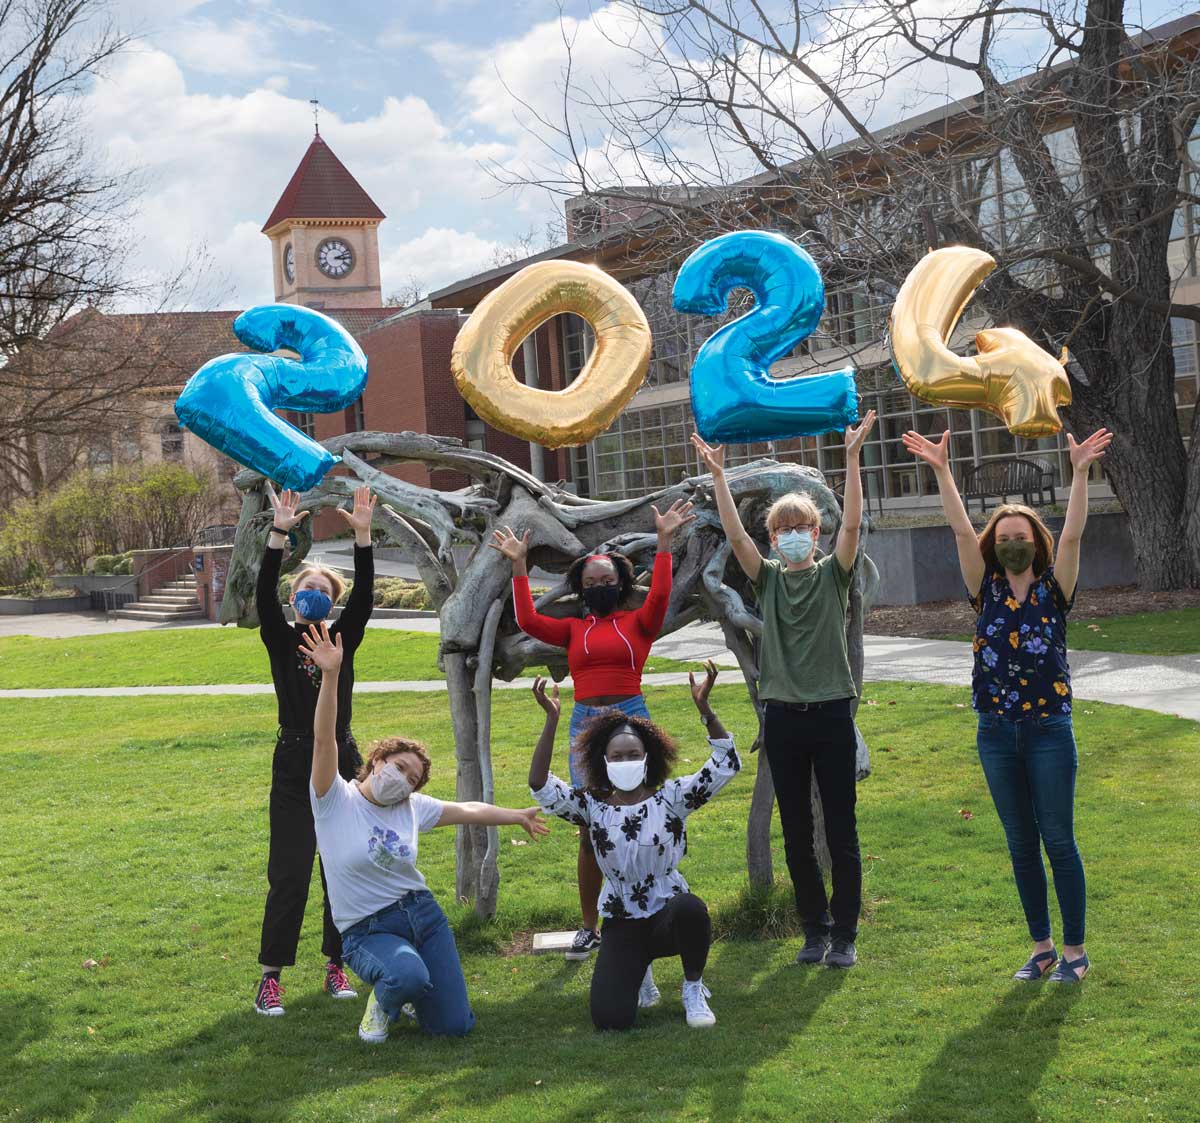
995, 539, 1036, 574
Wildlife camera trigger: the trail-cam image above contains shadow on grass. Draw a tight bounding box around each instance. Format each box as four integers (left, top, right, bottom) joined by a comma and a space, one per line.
885, 983, 1081, 1123
0, 942, 848, 1123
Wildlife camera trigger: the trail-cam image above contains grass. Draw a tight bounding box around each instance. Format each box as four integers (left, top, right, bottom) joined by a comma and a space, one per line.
0, 680, 1196, 1122
940, 606, 1200, 656
0, 629, 695, 690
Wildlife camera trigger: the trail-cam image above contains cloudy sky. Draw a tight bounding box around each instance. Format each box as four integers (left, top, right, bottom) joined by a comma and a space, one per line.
93, 0, 1189, 310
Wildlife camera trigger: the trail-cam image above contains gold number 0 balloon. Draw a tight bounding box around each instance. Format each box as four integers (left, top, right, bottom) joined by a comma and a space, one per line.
451, 261, 652, 448
889, 246, 1071, 437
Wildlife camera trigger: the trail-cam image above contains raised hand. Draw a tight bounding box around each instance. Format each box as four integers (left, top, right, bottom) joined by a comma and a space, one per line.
266, 482, 310, 532
1068, 428, 1112, 470
516, 807, 550, 839
487, 526, 531, 562
689, 659, 719, 708
531, 676, 560, 717
901, 429, 950, 471
301, 621, 343, 673
844, 409, 877, 457
652, 498, 696, 540
690, 433, 726, 475
335, 484, 377, 536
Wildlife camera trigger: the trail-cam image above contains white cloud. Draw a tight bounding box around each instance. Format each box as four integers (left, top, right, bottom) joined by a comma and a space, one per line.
81, 47, 519, 309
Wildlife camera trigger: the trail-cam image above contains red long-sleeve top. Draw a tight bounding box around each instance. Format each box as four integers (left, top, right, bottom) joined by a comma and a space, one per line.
513, 552, 673, 698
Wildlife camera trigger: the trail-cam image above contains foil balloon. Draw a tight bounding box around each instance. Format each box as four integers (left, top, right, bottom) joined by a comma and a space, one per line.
175, 304, 367, 490
889, 246, 1071, 437
673, 230, 858, 444
451, 260, 651, 448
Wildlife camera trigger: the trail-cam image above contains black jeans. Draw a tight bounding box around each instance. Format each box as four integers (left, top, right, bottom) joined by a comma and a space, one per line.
259, 730, 362, 968
591, 893, 711, 1031
763, 699, 862, 942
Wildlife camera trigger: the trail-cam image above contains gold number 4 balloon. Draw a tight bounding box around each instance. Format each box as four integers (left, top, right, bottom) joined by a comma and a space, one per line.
889, 246, 1071, 437
451, 260, 652, 448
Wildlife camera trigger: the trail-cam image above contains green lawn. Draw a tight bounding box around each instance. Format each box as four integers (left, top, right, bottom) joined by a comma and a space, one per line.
0, 628, 693, 689
941, 606, 1200, 656
0, 682, 1196, 1122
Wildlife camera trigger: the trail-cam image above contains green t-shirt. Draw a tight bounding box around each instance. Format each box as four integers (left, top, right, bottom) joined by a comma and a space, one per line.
754, 553, 857, 704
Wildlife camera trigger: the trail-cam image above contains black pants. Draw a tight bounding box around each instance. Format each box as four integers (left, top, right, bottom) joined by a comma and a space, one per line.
590, 893, 711, 1031
259, 730, 362, 968
763, 699, 862, 942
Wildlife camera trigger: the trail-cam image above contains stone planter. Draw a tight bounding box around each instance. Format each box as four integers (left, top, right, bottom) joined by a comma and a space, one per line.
0, 594, 92, 615
51, 574, 138, 612
866, 510, 1135, 605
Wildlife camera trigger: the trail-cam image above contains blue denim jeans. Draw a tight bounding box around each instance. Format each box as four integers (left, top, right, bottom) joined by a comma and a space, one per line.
567, 695, 651, 786
341, 890, 475, 1036
976, 712, 1086, 946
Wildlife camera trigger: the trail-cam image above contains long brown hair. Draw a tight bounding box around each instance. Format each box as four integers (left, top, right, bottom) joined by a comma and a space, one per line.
977, 504, 1055, 576
355, 736, 433, 791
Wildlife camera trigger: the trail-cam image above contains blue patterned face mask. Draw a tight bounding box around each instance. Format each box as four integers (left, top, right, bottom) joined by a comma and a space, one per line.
293, 588, 332, 620
776, 529, 815, 563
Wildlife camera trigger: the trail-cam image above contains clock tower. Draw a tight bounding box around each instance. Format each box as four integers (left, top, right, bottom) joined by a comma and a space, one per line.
263, 131, 385, 308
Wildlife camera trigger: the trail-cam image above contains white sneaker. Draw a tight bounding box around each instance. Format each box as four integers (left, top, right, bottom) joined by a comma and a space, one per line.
358, 991, 391, 1044
638, 965, 661, 1009
682, 979, 716, 1027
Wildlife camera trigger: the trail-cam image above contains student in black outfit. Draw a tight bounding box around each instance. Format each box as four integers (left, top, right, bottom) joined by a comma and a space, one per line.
253, 482, 377, 1016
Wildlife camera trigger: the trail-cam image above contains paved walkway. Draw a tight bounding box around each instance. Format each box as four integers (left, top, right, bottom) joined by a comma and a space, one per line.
2, 616, 1196, 721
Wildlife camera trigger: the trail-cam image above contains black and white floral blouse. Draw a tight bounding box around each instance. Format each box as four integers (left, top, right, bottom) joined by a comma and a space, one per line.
531, 736, 741, 920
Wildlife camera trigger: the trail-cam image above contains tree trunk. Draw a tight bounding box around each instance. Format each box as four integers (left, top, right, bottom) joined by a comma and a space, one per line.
444, 651, 485, 904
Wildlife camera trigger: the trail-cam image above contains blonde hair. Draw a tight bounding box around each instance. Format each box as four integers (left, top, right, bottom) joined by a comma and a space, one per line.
355, 736, 433, 791
289, 564, 347, 604
978, 504, 1055, 575
765, 492, 822, 534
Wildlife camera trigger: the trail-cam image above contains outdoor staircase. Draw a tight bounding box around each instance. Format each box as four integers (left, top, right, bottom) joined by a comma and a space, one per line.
111, 575, 205, 622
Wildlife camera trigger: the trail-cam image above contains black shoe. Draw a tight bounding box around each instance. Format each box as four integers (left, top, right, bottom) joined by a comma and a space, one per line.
826, 938, 857, 969
565, 928, 601, 961
795, 935, 830, 965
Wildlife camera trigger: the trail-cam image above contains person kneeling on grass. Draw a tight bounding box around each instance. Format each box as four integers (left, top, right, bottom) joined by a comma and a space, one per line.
302, 621, 549, 1043
528, 662, 740, 1031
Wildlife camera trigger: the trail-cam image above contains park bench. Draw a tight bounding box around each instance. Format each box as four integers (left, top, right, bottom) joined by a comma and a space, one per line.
960, 457, 1056, 513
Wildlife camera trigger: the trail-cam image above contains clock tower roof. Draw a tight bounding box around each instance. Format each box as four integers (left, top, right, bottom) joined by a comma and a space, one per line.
262, 134, 385, 234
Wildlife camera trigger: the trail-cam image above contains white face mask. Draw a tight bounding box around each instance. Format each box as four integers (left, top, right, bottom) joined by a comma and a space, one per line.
368, 763, 415, 805
776, 528, 815, 563
606, 757, 647, 792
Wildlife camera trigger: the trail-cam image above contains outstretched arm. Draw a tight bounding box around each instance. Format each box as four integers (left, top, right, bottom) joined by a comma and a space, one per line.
902, 429, 985, 595
835, 410, 876, 572
1056, 428, 1112, 602
690, 434, 762, 582
490, 527, 573, 646
527, 677, 561, 791
258, 484, 308, 640
435, 802, 549, 838
333, 485, 377, 643
302, 623, 343, 798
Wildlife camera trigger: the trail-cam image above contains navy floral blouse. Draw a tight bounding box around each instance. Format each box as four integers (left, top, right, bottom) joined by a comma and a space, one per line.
969, 565, 1075, 719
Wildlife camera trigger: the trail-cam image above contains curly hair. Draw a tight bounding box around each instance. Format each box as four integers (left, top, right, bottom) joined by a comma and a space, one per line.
355, 736, 433, 791
573, 711, 678, 794
564, 551, 637, 612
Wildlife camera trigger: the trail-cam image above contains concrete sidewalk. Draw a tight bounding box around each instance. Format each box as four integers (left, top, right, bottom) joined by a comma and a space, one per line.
3, 621, 1196, 721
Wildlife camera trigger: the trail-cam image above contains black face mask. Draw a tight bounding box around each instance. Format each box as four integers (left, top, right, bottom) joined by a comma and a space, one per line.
582, 584, 621, 616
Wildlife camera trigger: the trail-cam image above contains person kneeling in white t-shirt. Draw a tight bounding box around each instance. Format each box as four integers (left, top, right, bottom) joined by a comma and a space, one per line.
302, 622, 549, 1043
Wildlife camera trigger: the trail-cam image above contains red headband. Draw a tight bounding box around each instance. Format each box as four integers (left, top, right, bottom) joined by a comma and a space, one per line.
585, 554, 612, 564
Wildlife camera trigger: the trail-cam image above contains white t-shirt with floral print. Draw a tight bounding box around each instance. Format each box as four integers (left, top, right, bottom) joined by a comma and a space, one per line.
531, 736, 740, 920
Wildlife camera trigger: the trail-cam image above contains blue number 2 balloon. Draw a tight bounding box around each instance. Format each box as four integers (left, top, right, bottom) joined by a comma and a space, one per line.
673, 230, 858, 444
175, 304, 368, 491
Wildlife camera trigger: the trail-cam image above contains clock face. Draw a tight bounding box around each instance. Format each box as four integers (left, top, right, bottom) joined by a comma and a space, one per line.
283, 243, 294, 283
315, 237, 355, 278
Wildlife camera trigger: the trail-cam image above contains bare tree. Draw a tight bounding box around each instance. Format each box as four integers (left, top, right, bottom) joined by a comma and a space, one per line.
221, 432, 875, 917
0, 2, 217, 504
493, 1, 1200, 589
385, 274, 428, 309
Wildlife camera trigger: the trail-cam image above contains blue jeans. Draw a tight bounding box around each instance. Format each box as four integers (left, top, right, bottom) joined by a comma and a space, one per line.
976, 712, 1086, 946
567, 696, 651, 786
341, 891, 475, 1036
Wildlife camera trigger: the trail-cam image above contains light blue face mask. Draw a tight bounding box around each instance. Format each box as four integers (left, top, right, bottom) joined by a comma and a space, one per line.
776, 529, 815, 563
293, 588, 333, 621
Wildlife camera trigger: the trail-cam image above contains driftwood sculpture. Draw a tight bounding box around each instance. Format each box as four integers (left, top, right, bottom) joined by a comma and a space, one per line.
224, 432, 877, 917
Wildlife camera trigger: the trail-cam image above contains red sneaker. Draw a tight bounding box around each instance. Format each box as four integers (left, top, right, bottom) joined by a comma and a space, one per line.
254, 974, 285, 1016
324, 962, 358, 999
